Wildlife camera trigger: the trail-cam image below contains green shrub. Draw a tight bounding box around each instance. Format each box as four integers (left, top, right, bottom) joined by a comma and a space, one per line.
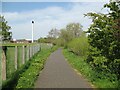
67, 37, 89, 56
63, 49, 118, 88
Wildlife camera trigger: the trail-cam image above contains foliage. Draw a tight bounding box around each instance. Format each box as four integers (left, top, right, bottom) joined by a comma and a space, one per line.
38, 23, 84, 47
53, 38, 65, 46
38, 37, 55, 44
63, 49, 119, 88
66, 23, 83, 38
67, 35, 89, 56
48, 28, 59, 38
38, 28, 60, 44
55, 23, 83, 47
0, 16, 12, 41
59, 29, 72, 47
85, 1, 120, 82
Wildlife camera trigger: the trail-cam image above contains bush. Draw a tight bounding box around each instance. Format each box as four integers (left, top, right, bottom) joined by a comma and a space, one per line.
63, 49, 118, 88
67, 37, 89, 56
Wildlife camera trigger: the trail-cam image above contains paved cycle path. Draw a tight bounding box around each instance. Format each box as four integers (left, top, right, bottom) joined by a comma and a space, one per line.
35, 48, 93, 88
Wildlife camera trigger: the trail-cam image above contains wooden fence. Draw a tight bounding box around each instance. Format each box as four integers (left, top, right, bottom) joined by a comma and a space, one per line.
1, 44, 40, 81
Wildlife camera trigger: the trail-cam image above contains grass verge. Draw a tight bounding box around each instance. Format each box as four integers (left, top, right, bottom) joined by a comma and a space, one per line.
63, 49, 119, 89
2, 45, 58, 90
15, 46, 58, 89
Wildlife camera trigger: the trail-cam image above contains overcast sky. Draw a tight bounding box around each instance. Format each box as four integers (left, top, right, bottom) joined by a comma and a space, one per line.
2, 0, 110, 40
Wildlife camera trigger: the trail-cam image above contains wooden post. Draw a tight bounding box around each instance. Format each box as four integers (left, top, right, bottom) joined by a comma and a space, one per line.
32, 46, 33, 57
0, 47, 2, 88
37, 45, 39, 52
37, 45, 38, 52
39, 44, 40, 50
2, 49, 6, 80
15, 46, 18, 70
32, 46, 34, 56
26, 45, 29, 61
35, 46, 37, 53
33, 46, 35, 55
29, 46, 31, 58
30, 46, 32, 58
29, 46, 30, 60
22, 46, 25, 64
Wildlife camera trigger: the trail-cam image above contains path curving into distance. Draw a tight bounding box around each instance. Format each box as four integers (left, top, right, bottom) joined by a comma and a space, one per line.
35, 48, 93, 89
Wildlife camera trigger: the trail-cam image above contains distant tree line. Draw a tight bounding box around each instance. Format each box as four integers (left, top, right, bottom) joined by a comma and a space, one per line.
38, 22, 88, 55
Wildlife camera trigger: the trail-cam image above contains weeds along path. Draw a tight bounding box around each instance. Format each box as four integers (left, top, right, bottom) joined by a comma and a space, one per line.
35, 48, 93, 88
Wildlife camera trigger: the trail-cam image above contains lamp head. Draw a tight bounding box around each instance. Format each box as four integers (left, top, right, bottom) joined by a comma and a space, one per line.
32, 21, 34, 23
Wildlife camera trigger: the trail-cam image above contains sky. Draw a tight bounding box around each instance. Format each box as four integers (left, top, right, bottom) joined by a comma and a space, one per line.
1, 0, 110, 40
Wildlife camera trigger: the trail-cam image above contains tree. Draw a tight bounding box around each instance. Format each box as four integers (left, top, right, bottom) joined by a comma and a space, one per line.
66, 23, 83, 38
54, 23, 84, 47
60, 29, 72, 43
48, 28, 59, 38
85, 1, 120, 80
0, 16, 12, 42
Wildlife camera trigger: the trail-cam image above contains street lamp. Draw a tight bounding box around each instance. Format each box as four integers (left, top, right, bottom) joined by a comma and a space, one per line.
32, 20, 34, 43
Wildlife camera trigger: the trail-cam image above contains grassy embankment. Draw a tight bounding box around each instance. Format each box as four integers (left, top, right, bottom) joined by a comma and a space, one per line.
15, 45, 58, 89
63, 49, 118, 89
2, 43, 58, 89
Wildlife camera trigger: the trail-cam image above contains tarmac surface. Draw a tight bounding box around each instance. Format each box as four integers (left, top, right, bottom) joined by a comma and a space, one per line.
35, 48, 93, 88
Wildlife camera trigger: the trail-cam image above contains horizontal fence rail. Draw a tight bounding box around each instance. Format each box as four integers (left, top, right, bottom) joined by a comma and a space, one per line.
1, 44, 41, 81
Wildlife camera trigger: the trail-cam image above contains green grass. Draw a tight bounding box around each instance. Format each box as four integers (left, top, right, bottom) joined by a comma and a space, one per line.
6, 46, 27, 79
63, 49, 118, 89
15, 47, 55, 89
2, 43, 51, 80
2, 44, 58, 89
6, 47, 15, 79
17, 46, 23, 68
3, 44, 40, 79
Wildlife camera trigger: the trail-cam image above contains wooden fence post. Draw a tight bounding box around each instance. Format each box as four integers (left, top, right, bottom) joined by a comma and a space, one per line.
15, 46, 18, 70
32, 46, 33, 57
26, 45, 29, 61
32, 46, 34, 56
2, 49, 6, 80
0, 47, 2, 88
30, 46, 31, 58
22, 45, 25, 64
34, 46, 35, 55
35, 45, 37, 54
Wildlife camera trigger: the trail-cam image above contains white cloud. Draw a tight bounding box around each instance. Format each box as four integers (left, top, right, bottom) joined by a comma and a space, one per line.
3, 2, 109, 40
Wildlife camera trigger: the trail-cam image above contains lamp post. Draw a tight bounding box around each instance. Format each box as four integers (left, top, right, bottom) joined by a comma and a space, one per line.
32, 20, 34, 43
